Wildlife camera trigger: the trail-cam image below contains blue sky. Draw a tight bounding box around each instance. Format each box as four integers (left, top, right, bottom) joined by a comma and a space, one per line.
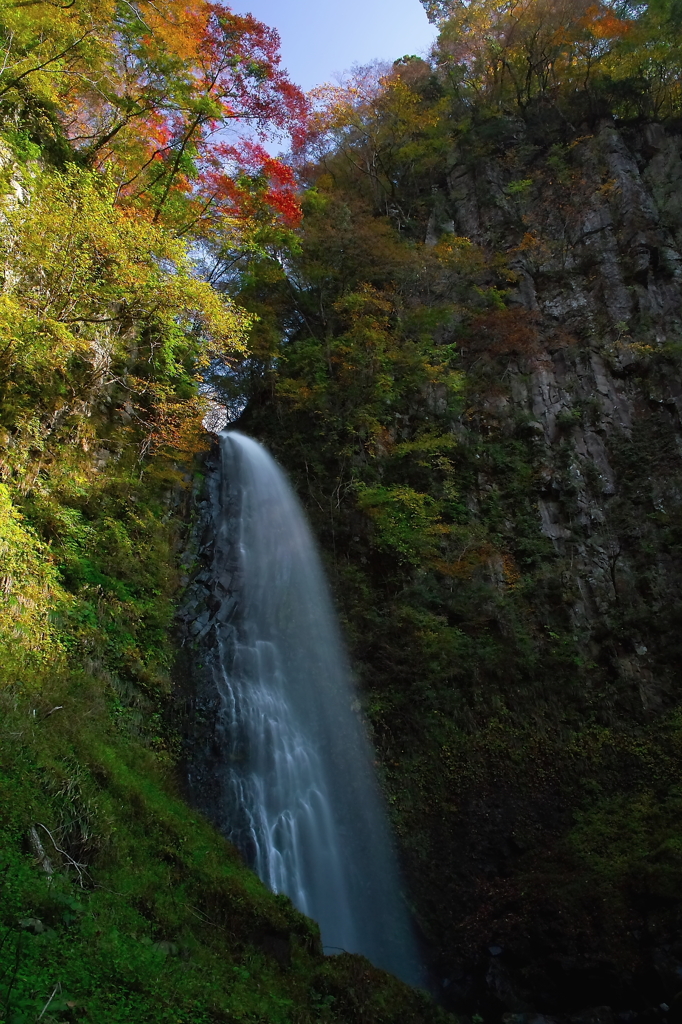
230, 0, 437, 92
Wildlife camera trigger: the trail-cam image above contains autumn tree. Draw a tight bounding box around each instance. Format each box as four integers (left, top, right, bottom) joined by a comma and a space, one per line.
300, 62, 449, 226
422, 0, 681, 120
0, 0, 307, 233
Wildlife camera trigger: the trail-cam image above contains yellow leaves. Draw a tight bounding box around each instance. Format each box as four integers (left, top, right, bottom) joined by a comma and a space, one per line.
306, 63, 446, 186
356, 483, 448, 565
420, 355, 465, 392
0, 164, 249, 379
274, 378, 318, 409
123, 377, 213, 459
333, 283, 392, 327
0, 294, 89, 381
329, 286, 399, 401
163, 274, 251, 364
0, 161, 252, 490
432, 234, 487, 273
376, 75, 440, 134
143, 0, 211, 61
513, 231, 553, 268
395, 233, 507, 304
596, 177, 620, 200
0, 0, 117, 108
516, 231, 543, 251
140, 394, 212, 460
0, 0, 207, 120
501, 553, 522, 588
392, 430, 458, 467
308, 82, 364, 136
434, 0, 641, 110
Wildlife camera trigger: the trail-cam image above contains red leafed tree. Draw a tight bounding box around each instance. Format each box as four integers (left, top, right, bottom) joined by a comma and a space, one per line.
202, 140, 303, 229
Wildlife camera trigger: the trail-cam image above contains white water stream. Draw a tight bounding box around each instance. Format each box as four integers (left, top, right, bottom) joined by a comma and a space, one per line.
213, 430, 421, 985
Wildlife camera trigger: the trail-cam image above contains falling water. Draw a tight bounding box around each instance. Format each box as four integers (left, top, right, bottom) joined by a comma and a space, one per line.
211, 430, 422, 985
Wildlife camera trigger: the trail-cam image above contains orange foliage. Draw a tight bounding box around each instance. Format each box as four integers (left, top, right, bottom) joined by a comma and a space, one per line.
580, 5, 631, 38
432, 541, 497, 579
468, 308, 542, 359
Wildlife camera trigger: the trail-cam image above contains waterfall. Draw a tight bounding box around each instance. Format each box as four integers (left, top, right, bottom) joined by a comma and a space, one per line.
210, 430, 422, 985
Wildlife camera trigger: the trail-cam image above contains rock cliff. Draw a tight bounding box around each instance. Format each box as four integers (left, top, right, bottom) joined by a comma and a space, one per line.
448, 118, 682, 709
410, 117, 682, 1018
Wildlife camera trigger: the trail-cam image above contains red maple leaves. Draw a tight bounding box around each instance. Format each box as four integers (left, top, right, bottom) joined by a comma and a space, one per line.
50, 0, 308, 232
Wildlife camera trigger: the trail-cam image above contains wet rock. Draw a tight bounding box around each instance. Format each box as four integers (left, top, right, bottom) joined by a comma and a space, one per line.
486, 955, 533, 1012
217, 570, 232, 592
190, 610, 210, 636
568, 1008, 615, 1024
216, 596, 237, 623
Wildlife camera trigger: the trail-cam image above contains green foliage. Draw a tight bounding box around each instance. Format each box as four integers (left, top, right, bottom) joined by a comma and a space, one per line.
0, 162, 247, 463
0, 153, 249, 692
356, 485, 446, 565
0, 687, 338, 1023
0, 483, 65, 670
505, 178, 533, 196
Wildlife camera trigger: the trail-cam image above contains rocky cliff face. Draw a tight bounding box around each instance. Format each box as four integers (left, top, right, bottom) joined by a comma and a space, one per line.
447, 118, 682, 718
410, 118, 682, 1018
175, 444, 243, 841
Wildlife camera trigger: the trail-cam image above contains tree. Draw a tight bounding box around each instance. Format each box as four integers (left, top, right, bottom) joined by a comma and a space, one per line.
421, 0, 682, 120
0, 164, 249, 475
0, 0, 307, 232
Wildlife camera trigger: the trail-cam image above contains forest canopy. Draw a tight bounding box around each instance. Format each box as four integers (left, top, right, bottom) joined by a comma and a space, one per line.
419, 0, 682, 118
